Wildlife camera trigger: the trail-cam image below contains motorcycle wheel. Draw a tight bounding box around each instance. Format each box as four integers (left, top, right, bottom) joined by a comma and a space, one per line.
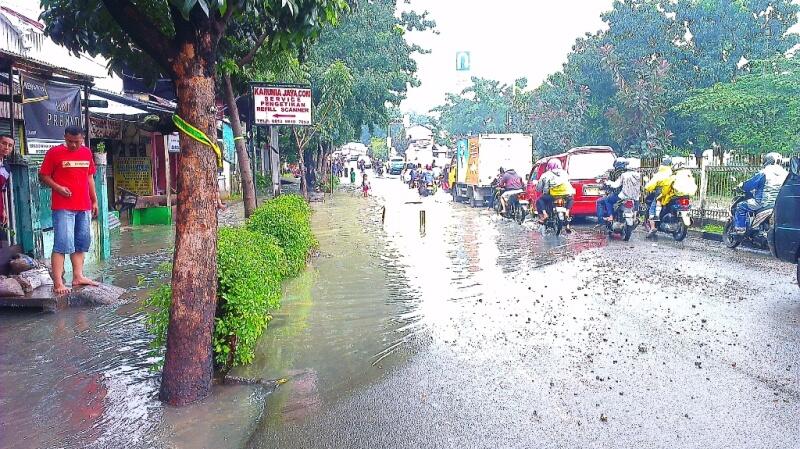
494, 197, 503, 215
673, 222, 688, 242
515, 206, 527, 225
723, 220, 741, 249
554, 215, 563, 236
623, 223, 633, 241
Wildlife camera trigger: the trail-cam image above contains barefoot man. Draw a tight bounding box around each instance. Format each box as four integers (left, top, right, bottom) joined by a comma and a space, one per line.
39, 126, 100, 295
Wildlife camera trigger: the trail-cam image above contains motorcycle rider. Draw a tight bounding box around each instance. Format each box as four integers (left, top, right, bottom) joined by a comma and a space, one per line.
535, 158, 575, 230
597, 157, 642, 223
598, 158, 641, 223
644, 156, 674, 237
733, 152, 788, 234
658, 161, 697, 211
497, 167, 525, 215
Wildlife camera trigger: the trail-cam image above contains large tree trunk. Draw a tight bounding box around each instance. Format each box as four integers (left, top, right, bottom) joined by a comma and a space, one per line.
222, 74, 257, 217
159, 38, 219, 407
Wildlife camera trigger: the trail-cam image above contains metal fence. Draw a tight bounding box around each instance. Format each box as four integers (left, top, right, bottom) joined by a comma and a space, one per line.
638, 163, 761, 224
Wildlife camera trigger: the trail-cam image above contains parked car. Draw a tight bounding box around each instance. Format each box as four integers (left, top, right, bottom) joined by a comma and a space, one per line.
769, 156, 800, 286
525, 146, 616, 217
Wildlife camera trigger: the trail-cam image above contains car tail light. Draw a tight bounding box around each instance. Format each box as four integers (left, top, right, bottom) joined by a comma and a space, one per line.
624, 200, 635, 208
678, 197, 690, 207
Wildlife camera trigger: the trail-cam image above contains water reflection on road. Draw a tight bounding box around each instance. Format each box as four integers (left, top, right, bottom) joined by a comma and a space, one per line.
0, 176, 609, 449
245, 176, 608, 446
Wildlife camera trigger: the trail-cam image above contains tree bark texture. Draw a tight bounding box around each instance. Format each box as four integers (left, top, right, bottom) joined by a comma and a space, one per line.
159, 37, 219, 407
222, 74, 257, 217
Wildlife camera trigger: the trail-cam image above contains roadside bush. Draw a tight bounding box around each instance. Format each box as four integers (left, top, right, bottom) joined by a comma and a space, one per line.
142, 194, 316, 371
246, 194, 316, 276
214, 227, 286, 368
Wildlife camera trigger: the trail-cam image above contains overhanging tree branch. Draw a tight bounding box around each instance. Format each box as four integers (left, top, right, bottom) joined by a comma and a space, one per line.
100, 0, 177, 73
238, 29, 271, 66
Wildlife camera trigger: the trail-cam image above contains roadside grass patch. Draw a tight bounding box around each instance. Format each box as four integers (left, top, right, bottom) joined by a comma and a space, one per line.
142, 194, 315, 371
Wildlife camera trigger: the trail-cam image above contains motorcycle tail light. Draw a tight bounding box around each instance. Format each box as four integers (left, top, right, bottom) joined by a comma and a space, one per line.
555, 198, 565, 207
678, 197, 690, 207
624, 200, 635, 208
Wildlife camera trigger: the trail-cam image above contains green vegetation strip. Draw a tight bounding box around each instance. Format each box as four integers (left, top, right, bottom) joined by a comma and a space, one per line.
142, 194, 317, 370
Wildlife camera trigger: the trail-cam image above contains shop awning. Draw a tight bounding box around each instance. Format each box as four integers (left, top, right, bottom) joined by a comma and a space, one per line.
89, 88, 174, 115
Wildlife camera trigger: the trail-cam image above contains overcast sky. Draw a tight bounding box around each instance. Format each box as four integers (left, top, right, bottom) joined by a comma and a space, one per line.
399, 0, 800, 115
400, 0, 616, 114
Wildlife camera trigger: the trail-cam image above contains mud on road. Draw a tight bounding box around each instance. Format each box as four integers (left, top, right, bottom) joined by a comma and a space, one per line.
248, 175, 799, 449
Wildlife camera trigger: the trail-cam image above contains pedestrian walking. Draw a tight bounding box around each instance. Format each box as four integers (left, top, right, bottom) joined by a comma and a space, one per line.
350, 167, 357, 184
38, 126, 100, 295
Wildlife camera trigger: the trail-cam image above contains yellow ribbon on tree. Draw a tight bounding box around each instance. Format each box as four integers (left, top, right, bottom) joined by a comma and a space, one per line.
172, 114, 223, 168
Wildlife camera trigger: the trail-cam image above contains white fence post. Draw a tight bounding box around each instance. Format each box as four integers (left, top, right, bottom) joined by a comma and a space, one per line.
699, 162, 708, 227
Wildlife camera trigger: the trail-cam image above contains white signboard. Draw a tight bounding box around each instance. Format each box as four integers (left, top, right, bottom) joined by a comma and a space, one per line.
167, 133, 180, 153
252, 85, 312, 126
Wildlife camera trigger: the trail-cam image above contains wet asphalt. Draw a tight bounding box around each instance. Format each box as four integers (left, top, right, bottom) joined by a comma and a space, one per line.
247, 175, 800, 449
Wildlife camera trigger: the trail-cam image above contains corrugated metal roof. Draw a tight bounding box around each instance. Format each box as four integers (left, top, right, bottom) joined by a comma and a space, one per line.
0, 48, 93, 82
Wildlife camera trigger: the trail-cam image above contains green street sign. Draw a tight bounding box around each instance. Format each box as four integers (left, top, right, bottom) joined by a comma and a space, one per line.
456, 51, 471, 71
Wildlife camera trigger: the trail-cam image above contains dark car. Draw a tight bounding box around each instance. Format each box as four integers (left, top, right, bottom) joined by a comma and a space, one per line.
769, 156, 800, 286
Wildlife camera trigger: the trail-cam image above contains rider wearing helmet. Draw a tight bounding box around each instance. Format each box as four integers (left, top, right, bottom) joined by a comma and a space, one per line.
497, 166, 524, 214
536, 158, 575, 230
733, 152, 788, 233
598, 158, 642, 222
644, 156, 674, 237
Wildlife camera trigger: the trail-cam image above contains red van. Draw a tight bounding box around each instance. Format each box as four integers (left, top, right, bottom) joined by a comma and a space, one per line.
525, 146, 617, 217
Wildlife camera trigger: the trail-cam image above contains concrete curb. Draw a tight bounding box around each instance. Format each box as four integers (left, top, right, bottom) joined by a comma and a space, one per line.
690, 229, 724, 242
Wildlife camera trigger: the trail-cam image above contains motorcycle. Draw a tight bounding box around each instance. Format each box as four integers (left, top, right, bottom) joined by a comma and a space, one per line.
600, 185, 639, 241
644, 196, 691, 242
540, 196, 570, 236
605, 198, 639, 241
722, 186, 772, 249
493, 188, 528, 225
418, 180, 437, 197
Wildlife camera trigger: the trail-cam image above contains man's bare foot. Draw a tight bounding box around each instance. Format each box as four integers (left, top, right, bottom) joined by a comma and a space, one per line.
72, 276, 100, 287
53, 283, 71, 296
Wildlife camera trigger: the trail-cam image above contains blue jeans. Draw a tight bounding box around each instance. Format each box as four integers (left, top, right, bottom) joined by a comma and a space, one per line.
596, 193, 619, 220
734, 199, 759, 229
53, 210, 91, 254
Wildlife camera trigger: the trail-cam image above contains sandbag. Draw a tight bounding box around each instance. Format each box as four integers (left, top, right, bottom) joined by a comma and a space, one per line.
17, 267, 51, 293
0, 276, 25, 297
10, 254, 37, 274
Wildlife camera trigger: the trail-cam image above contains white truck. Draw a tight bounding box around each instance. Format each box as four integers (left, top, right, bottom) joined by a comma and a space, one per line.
452, 134, 533, 207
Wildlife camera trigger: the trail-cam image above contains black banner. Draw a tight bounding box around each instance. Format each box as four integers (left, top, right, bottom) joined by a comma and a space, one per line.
21, 74, 82, 155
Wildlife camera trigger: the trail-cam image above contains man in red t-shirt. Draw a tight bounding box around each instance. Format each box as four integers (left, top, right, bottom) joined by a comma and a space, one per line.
39, 126, 100, 295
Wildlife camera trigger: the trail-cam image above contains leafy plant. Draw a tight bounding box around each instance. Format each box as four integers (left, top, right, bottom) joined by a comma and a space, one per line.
213, 227, 286, 368
247, 194, 317, 276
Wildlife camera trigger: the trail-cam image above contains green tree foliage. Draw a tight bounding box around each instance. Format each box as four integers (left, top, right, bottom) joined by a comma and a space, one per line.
369, 137, 389, 161
309, 0, 436, 133
674, 57, 800, 155
430, 0, 799, 158
432, 77, 520, 146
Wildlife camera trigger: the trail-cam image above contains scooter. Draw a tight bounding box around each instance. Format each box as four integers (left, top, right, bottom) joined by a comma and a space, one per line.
493, 189, 528, 225
606, 198, 639, 241
644, 196, 691, 242
540, 196, 570, 236
722, 186, 772, 249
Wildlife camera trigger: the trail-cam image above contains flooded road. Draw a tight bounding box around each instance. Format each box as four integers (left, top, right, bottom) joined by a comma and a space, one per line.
1, 174, 798, 449
248, 175, 799, 449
